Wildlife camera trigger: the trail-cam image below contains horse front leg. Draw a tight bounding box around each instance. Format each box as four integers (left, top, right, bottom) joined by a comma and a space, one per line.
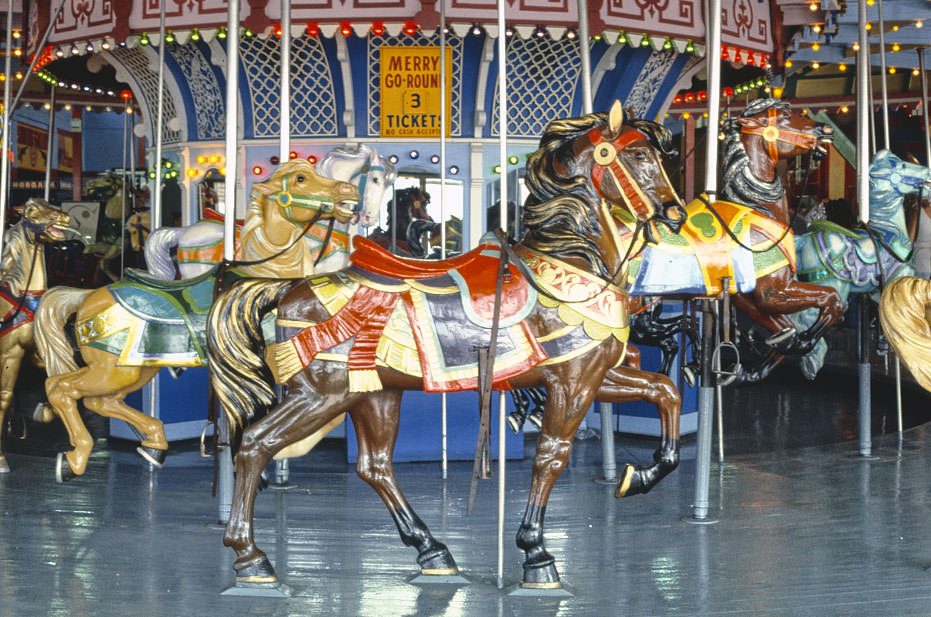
349, 391, 458, 576
0, 337, 26, 473
597, 366, 681, 497
517, 375, 598, 588
224, 380, 358, 584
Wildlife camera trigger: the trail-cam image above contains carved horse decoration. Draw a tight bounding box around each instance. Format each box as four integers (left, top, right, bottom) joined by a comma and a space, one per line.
792, 150, 931, 379
32, 162, 359, 481
0, 199, 71, 473
879, 275, 931, 392
144, 145, 396, 280
371, 187, 463, 258
620, 98, 842, 382
206, 101, 685, 590
84, 171, 150, 280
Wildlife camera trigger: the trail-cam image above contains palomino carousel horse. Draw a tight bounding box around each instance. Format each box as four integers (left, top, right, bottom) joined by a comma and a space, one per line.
791, 150, 931, 379
84, 171, 150, 280
0, 199, 71, 473
144, 144, 395, 280
622, 98, 842, 383
206, 101, 686, 589
32, 162, 359, 481
879, 275, 931, 392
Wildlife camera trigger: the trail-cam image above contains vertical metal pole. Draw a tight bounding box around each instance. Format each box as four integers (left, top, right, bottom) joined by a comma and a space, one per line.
495, 0, 508, 589
152, 0, 167, 229
121, 101, 128, 276
439, 0, 449, 481
877, 0, 890, 151
271, 0, 293, 488
0, 0, 15, 260
857, 0, 870, 225
577, 0, 615, 482
278, 0, 290, 162
857, 294, 872, 457
691, 0, 722, 522
44, 87, 55, 201
692, 301, 715, 520
218, 0, 242, 525
919, 49, 931, 168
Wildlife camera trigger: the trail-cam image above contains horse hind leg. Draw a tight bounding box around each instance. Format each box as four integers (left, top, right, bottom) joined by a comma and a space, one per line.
350, 391, 458, 576
598, 366, 681, 498
83, 382, 167, 466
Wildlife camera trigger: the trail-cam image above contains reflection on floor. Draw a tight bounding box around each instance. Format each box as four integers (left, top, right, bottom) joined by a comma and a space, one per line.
1, 362, 930, 616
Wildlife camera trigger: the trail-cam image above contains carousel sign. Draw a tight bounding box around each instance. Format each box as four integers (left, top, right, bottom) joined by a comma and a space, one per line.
379, 46, 452, 138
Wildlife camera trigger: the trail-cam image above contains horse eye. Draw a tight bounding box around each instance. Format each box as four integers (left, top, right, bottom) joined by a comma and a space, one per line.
634, 152, 647, 161
296, 175, 305, 183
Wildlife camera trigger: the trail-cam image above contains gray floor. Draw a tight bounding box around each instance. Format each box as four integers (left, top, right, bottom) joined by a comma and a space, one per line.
2, 368, 931, 617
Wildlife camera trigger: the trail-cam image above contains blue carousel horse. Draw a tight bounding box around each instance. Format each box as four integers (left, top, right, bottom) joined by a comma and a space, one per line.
790, 149, 931, 379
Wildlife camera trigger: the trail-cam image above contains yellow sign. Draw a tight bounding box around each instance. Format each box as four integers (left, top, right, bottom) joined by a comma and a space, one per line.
380, 46, 452, 138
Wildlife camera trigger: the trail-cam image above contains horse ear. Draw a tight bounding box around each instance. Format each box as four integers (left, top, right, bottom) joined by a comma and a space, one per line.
368, 149, 378, 165
738, 116, 763, 129
12, 203, 24, 216
609, 100, 624, 133
252, 181, 277, 196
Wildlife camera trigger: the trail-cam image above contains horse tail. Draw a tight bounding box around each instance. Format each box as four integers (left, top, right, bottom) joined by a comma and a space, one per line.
144, 227, 183, 280
34, 287, 93, 377
207, 278, 295, 430
879, 276, 931, 391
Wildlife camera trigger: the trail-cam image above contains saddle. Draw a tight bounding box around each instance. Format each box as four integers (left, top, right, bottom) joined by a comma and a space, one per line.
351, 234, 535, 328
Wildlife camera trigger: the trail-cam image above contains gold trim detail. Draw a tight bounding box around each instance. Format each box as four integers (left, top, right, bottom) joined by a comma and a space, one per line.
405, 279, 458, 295
75, 302, 134, 345
235, 575, 279, 584
521, 581, 562, 589
420, 568, 459, 576
616, 463, 635, 497
349, 368, 382, 392
267, 340, 303, 384
344, 270, 410, 293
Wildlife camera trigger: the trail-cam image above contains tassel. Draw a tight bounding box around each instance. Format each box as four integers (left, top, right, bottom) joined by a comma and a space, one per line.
348, 368, 382, 392
266, 340, 304, 384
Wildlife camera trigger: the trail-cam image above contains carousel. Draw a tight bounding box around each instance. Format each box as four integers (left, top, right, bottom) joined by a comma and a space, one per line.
2, 0, 931, 614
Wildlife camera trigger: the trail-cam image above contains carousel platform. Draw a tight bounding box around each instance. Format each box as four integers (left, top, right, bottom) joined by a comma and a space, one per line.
2, 363, 931, 617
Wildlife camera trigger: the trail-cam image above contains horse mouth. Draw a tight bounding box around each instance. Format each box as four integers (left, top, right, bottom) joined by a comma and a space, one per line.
332, 199, 359, 224
44, 224, 66, 241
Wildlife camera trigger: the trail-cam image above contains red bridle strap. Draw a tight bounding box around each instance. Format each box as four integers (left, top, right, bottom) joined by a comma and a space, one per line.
588, 128, 655, 221
740, 108, 821, 161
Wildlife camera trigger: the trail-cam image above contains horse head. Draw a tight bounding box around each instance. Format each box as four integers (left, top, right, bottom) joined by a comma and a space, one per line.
85, 171, 121, 201
316, 144, 397, 229
523, 100, 685, 280
250, 159, 360, 227
735, 98, 833, 163
13, 198, 70, 244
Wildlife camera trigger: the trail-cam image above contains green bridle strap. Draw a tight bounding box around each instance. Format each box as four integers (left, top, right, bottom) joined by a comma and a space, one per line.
275, 174, 338, 225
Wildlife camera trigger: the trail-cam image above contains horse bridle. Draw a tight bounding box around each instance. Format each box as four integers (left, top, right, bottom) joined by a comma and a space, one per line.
740, 107, 822, 162
272, 174, 344, 225
588, 127, 662, 223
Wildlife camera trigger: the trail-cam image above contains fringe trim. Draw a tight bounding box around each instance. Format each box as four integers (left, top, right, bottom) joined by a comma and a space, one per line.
267, 340, 303, 384
348, 368, 382, 392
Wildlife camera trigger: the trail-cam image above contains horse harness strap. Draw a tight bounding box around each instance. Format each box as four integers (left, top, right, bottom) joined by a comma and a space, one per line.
741, 108, 820, 161
588, 128, 655, 222
274, 175, 337, 224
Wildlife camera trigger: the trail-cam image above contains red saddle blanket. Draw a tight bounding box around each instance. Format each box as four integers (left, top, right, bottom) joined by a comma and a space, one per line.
351, 235, 532, 327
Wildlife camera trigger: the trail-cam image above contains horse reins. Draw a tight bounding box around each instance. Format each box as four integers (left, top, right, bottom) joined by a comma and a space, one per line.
740, 107, 822, 163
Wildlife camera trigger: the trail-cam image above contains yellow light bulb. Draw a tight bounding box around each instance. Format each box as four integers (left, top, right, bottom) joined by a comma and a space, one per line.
892, 43, 900, 52
812, 42, 820, 51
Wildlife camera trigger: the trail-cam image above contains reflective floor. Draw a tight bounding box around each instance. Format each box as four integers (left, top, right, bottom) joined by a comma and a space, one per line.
2, 365, 931, 617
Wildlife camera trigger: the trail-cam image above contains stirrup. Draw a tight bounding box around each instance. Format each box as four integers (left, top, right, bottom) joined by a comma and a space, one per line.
712, 341, 741, 387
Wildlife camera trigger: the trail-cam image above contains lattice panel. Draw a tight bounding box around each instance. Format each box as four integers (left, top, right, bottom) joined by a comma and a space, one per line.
239, 36, 338, 138
167, 42, 225, 141
367, 33, 462, 137
491, 37, 583, 138
110, 47, 182, 144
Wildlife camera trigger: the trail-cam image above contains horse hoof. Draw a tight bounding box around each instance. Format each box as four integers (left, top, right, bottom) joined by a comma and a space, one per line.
56, 453, 76, 483
521, 560, 560, 589
528, 410, 544, 429
800, 356, 819, 381
682, 364, 697, 388
506, 412, 525, 435
234, 557, 278, 585
417, 546, 459, 575
0, 455, 10, 474
137, 446, 167, 467
614, 463, 647, 498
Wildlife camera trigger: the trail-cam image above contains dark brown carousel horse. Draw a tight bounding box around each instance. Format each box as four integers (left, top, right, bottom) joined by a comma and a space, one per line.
207, 101, 685, 589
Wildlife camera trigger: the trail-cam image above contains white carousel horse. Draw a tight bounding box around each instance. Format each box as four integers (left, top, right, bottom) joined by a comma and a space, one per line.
144, 144, 396, 280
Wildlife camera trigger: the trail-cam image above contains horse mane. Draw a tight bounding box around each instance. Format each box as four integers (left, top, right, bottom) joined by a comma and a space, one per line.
522, 111, 673, 280
0, 223, 31, 295
720, 99, 787, 209
316, 143, 398, 185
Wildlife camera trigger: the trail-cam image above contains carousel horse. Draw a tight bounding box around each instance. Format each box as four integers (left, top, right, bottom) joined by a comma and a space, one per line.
84, 171, 150, 280
206, 101, 686, 589
369, 187, 462, 257
791, 150, 931, 379
32, 161, 359, 481
879, 276, 931, 392
144, 144, 395, 280
0, 199, 71, 473
621, 98, 842, 383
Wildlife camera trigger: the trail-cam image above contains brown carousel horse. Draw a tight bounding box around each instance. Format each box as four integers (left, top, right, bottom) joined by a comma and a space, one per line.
32, 161, 359, 481
207, 101, 685, 589
0, 199, 71, 473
